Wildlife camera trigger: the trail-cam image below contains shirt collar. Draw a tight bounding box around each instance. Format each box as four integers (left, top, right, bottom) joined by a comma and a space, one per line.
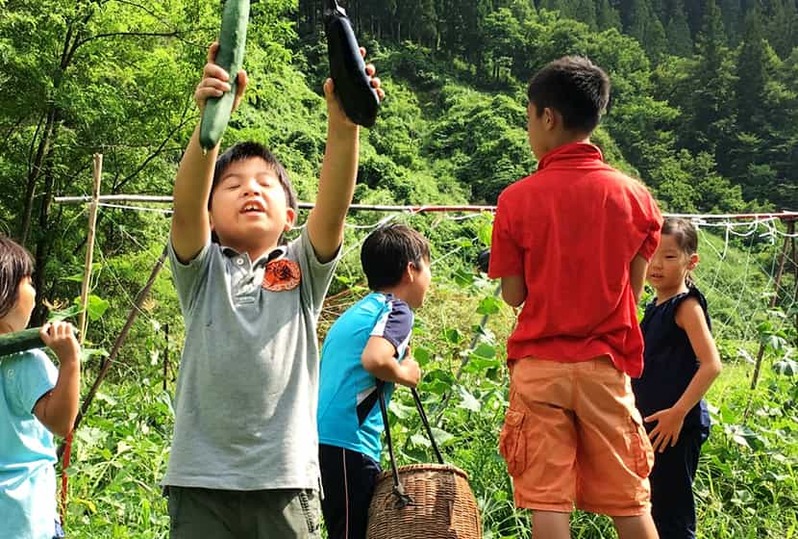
537, 142, 604, 170
220, 244, 287, 267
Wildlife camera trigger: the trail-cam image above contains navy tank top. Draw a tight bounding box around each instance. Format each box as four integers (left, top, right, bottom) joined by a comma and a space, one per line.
632, 286, 711, 430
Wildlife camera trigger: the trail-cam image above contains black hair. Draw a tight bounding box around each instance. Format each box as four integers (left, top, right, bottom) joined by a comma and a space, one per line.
0, 236, 34, 319
361, 224, 431, 290
662, 217, 698, 255
662, 217, 699, 287
210, 141, 297, 213
527, 56, 610, 133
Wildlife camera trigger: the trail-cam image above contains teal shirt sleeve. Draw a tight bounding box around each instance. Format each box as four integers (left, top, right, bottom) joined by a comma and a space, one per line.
4, 349, 58, 415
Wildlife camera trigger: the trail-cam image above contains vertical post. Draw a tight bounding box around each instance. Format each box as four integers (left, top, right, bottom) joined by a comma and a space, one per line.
749, 222, 791, 390
790, 221, 797, 345
61, 153, 101, 524
163, 323, 170, 391
78, 153, 103, 342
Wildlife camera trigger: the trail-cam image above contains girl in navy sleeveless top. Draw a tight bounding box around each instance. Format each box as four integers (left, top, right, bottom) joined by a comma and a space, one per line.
632, 217, 722, 539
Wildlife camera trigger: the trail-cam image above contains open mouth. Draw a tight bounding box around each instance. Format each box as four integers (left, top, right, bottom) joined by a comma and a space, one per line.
241, 200, 266, 214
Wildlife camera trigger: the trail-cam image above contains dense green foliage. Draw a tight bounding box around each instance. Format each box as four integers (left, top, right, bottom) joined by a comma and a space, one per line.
0, 0, 797, 537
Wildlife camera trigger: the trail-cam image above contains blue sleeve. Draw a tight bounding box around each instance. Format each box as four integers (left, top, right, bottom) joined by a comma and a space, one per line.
5, 349, 58, 415
370, 298, 413, 358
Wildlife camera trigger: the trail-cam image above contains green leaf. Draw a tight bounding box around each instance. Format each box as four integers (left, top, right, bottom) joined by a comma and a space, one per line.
472, 343, 497, 359
413, 347, 432, 364
457, 385, 481, 412
476, 295, 502, 315
773, 358, 797, 376
477, 221, 493, 247
430, 427, 455, 446
444, 328, 462, 344
85, 294, 110, 321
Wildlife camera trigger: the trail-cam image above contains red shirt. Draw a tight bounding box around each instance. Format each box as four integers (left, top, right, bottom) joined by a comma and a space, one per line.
488, 142, 662, 377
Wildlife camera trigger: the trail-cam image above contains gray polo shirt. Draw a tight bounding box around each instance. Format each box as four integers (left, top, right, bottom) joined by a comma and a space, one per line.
163, 228, 337, 491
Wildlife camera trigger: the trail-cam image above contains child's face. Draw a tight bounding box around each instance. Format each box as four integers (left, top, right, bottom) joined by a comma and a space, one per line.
406, 257, 432, 309
1, 276, 36, 332
209, 157, 296, 254
647, 234, 698, 292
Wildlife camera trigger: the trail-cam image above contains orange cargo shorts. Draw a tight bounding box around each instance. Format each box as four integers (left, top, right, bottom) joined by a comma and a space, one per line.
499, 356, 654, 517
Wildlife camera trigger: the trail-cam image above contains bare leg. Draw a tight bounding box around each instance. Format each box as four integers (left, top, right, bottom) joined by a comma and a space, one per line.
612, 513, 659, 539
532, 510, 571, 539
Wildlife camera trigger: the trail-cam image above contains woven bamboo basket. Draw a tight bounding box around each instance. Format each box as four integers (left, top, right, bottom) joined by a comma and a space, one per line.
366, 462, 482, 539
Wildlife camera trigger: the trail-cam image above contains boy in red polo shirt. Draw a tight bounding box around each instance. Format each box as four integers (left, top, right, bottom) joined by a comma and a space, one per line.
488, 56, 663, 538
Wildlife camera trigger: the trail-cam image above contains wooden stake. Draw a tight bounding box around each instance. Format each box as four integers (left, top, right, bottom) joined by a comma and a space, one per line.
77, 154, 103, 343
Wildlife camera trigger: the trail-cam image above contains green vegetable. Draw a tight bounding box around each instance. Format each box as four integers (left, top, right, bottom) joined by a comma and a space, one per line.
0, 327, 44, 357
199, 0, 250, 151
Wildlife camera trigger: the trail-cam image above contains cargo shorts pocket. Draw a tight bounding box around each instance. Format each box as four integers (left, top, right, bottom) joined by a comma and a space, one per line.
624, 414, 654, 478
499, 408, 527, 477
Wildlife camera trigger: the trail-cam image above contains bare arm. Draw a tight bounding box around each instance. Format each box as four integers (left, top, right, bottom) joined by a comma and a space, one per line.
646, 298, 722, 452
500, 275, 526, 308
307, 52, 384, 263
630, 253, 648, 303
171, 44, 248, 263
361, 337, 420, 388
672, 299, 722, 415
32, 322, 80, 438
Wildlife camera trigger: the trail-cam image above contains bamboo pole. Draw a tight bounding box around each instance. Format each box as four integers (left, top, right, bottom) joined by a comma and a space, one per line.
60, 153, 102, 520
77, 154, 103, 342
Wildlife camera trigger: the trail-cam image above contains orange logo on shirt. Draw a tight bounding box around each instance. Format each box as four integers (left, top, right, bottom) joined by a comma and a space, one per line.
262, 259, 301, 292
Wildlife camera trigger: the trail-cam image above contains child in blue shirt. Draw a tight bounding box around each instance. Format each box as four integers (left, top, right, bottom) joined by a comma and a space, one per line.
633, 217, 723, 539
0, 235, 81, 539
317, 224, 431, 539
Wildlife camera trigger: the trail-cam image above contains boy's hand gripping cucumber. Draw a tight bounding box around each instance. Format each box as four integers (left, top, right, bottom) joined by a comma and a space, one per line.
199, 0, 250, 151
324, 0, 380, 127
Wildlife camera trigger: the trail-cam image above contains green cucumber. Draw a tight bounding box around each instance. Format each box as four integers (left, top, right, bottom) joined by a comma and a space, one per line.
199, 0, 250, 151
0, 327, 45, 357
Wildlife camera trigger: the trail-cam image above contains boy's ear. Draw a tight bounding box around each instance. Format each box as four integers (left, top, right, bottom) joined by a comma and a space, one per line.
544, 107, 560, 131
402, 261, 416, 283
284, 208, 297, 232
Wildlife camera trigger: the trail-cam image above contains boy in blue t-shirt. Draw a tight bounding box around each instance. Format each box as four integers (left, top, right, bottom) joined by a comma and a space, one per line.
317, 224, 431, 539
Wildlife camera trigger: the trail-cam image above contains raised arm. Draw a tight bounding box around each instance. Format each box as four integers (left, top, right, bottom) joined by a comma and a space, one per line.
307, 50, 384, 263
171, 43, 248, 263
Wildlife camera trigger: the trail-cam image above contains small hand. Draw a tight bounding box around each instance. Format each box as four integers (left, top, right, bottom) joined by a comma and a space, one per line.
399, 357, 421, 388
194, 42, 249, 113
323, 47, 385, 126
40, 322, 80, 365
645, 407, 686, 453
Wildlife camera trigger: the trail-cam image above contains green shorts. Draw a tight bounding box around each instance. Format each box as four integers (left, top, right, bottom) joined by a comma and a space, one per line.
166, 486, 321, 539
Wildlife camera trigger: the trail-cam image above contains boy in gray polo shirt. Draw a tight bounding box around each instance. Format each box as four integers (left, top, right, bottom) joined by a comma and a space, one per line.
164, 43, 384, 538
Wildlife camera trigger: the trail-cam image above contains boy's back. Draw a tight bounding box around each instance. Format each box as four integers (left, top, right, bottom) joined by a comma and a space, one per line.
487, 56, 661, 539
490, 142, 660, 376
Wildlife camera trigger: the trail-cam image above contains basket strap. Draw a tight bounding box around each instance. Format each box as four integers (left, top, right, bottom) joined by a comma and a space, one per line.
376, 382, 447, 508
378, 384, 414, 508
410, 388, 445, 464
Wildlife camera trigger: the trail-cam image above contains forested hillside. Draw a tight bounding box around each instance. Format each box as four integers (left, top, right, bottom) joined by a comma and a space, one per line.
2, 0, 796, 328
